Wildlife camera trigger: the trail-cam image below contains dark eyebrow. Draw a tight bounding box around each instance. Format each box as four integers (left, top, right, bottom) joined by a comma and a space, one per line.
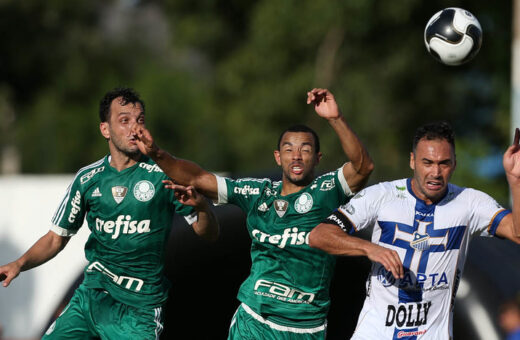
421, 157, 452, 163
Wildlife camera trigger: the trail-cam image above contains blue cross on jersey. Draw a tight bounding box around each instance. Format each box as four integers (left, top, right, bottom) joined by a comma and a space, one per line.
378, 196, 466, 304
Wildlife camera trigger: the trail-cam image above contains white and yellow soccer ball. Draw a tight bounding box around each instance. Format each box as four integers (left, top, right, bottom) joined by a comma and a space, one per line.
424, 8, 482, 66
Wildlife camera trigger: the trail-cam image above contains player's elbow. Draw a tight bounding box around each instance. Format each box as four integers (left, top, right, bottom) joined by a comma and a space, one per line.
357, 158, 375, 182
308, 224, 328, 251
194, 220, 220, 243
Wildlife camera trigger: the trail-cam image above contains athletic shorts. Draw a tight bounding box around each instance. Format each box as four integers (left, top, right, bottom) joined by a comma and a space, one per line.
227, 303, 327, 340
42, 284, 164, 340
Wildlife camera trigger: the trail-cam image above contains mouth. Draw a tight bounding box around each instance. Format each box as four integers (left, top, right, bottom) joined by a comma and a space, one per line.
425, 179, 443, 191
128, 137, 138, 146
290, 164, 304, 175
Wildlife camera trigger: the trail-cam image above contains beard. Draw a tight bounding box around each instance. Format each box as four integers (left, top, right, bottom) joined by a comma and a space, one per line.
284, 169, 314, 187
109, 132, 141, 158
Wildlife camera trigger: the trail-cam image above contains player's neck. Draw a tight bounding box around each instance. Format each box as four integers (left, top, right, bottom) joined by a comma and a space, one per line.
280, 178, 309, 196
108, 148, 142, 172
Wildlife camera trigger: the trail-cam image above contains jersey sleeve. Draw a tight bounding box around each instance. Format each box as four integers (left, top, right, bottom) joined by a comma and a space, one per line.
322, 182, 384, 234
337, 164, 353, 196
466, 188, 511, 237
50, 177, 87, 236
215, 175, 264, 211
170, 193, 198, 226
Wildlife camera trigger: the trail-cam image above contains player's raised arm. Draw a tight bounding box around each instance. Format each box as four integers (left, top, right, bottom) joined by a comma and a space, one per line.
309, 223, 403, 280
0, 231, 70, 287
307, 88, 374, 192
499, 128, 520, 242
132, 125, 218, 201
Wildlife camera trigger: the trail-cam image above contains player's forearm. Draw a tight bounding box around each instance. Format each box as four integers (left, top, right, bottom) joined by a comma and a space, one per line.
507, 176, 520, 239
309, 223, 372, 256
151, 149, 218, 199
329, 116, 374, 189
192, 207, 220, 242
17, 231, 69, 272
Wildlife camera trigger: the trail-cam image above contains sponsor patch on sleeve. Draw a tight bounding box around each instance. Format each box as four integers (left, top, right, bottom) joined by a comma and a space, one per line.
323, 209, 354, 233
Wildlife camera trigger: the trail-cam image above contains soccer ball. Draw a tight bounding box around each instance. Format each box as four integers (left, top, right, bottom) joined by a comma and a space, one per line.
424, 8, 482, 66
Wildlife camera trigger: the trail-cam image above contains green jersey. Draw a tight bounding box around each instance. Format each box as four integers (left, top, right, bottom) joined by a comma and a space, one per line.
216, 167, 352, 321
50, 155, 196, 308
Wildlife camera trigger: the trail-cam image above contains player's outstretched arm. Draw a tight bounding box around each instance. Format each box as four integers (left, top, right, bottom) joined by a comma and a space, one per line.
164, 181, 220, 242
500, 127, 520, 242
307, 88, 374, 192
132, 125, 218, 200
0, 231, 70, 287
309, 223, 403, 279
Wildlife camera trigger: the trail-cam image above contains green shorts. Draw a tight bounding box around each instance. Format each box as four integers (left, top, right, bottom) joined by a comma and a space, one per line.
42, 284, 164, 340
227, 303, 327, 340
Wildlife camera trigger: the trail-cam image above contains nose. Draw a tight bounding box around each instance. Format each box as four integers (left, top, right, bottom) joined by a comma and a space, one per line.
292, 148, 302, 160
431, 164, 442, 177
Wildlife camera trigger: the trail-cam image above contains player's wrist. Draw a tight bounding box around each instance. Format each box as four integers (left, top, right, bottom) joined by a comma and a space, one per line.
149, 145, 163, 159
326, 112, 344, 123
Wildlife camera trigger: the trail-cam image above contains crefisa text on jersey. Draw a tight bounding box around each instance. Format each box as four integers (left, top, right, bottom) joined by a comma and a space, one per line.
251, 227, 309, 248
68, 190, 82, 223
139, 162, 163, 173
95, 215, 151, 239
234, 185, 260, 196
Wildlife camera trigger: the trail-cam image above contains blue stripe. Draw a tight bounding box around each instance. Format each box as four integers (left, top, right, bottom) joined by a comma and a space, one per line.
489, 209, 511, 236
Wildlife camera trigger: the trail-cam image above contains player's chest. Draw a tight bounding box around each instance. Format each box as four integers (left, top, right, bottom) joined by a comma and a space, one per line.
247, 190, 340, 233
83, 174, 169, 214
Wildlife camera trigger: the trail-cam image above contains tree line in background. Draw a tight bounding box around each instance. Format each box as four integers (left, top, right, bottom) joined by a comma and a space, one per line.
0, 0, 512, 203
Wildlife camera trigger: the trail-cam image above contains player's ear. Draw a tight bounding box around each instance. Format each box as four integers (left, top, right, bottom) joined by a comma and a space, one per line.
100, 122, 110, 140
409, 152, 415, 170
274, 150, 282, 166
316, 151, 322, 164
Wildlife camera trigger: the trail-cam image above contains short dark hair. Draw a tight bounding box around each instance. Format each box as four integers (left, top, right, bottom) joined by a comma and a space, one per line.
412, 121, 455, 153
277, 124, 320, 153
99, 87, 145, 122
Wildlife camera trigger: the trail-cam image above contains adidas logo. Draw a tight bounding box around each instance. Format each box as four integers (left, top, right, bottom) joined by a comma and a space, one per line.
258, 202, 268, 212
92, 187, 102, 197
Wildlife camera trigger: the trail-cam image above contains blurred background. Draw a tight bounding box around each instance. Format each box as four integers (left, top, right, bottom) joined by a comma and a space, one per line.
0, 0, 519, 339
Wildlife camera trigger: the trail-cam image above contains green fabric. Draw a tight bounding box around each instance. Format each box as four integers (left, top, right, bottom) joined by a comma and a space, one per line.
223, 168, 350, 320
227, 304, 327, 340
52, 155, 195, 308
42, 284, 164, 340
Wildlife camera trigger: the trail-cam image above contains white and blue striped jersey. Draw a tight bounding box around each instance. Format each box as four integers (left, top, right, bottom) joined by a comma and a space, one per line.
324, 178, 510, 340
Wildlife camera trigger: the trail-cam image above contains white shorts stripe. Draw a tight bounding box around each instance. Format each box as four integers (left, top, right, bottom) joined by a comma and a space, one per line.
240, 303, 327, 334
154, 306, 164, 339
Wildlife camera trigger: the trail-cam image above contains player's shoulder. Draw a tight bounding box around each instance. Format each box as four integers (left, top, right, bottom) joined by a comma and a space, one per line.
446, 183, 493, 204
349, 179, 408, 205
315, 168, 341, 182
72, 156, 108, 186
367, 178, 407, 195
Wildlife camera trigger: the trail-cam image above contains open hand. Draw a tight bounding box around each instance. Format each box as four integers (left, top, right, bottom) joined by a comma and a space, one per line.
163, 180, 208, 210
306, 88, 341, 120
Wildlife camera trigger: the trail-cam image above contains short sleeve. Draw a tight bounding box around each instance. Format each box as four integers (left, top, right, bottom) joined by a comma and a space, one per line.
171, 199, 197, 225
50, 178, 87, 236
466, 189, 511, 237
215, 175, 266, 211
337, 164, 353, 196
